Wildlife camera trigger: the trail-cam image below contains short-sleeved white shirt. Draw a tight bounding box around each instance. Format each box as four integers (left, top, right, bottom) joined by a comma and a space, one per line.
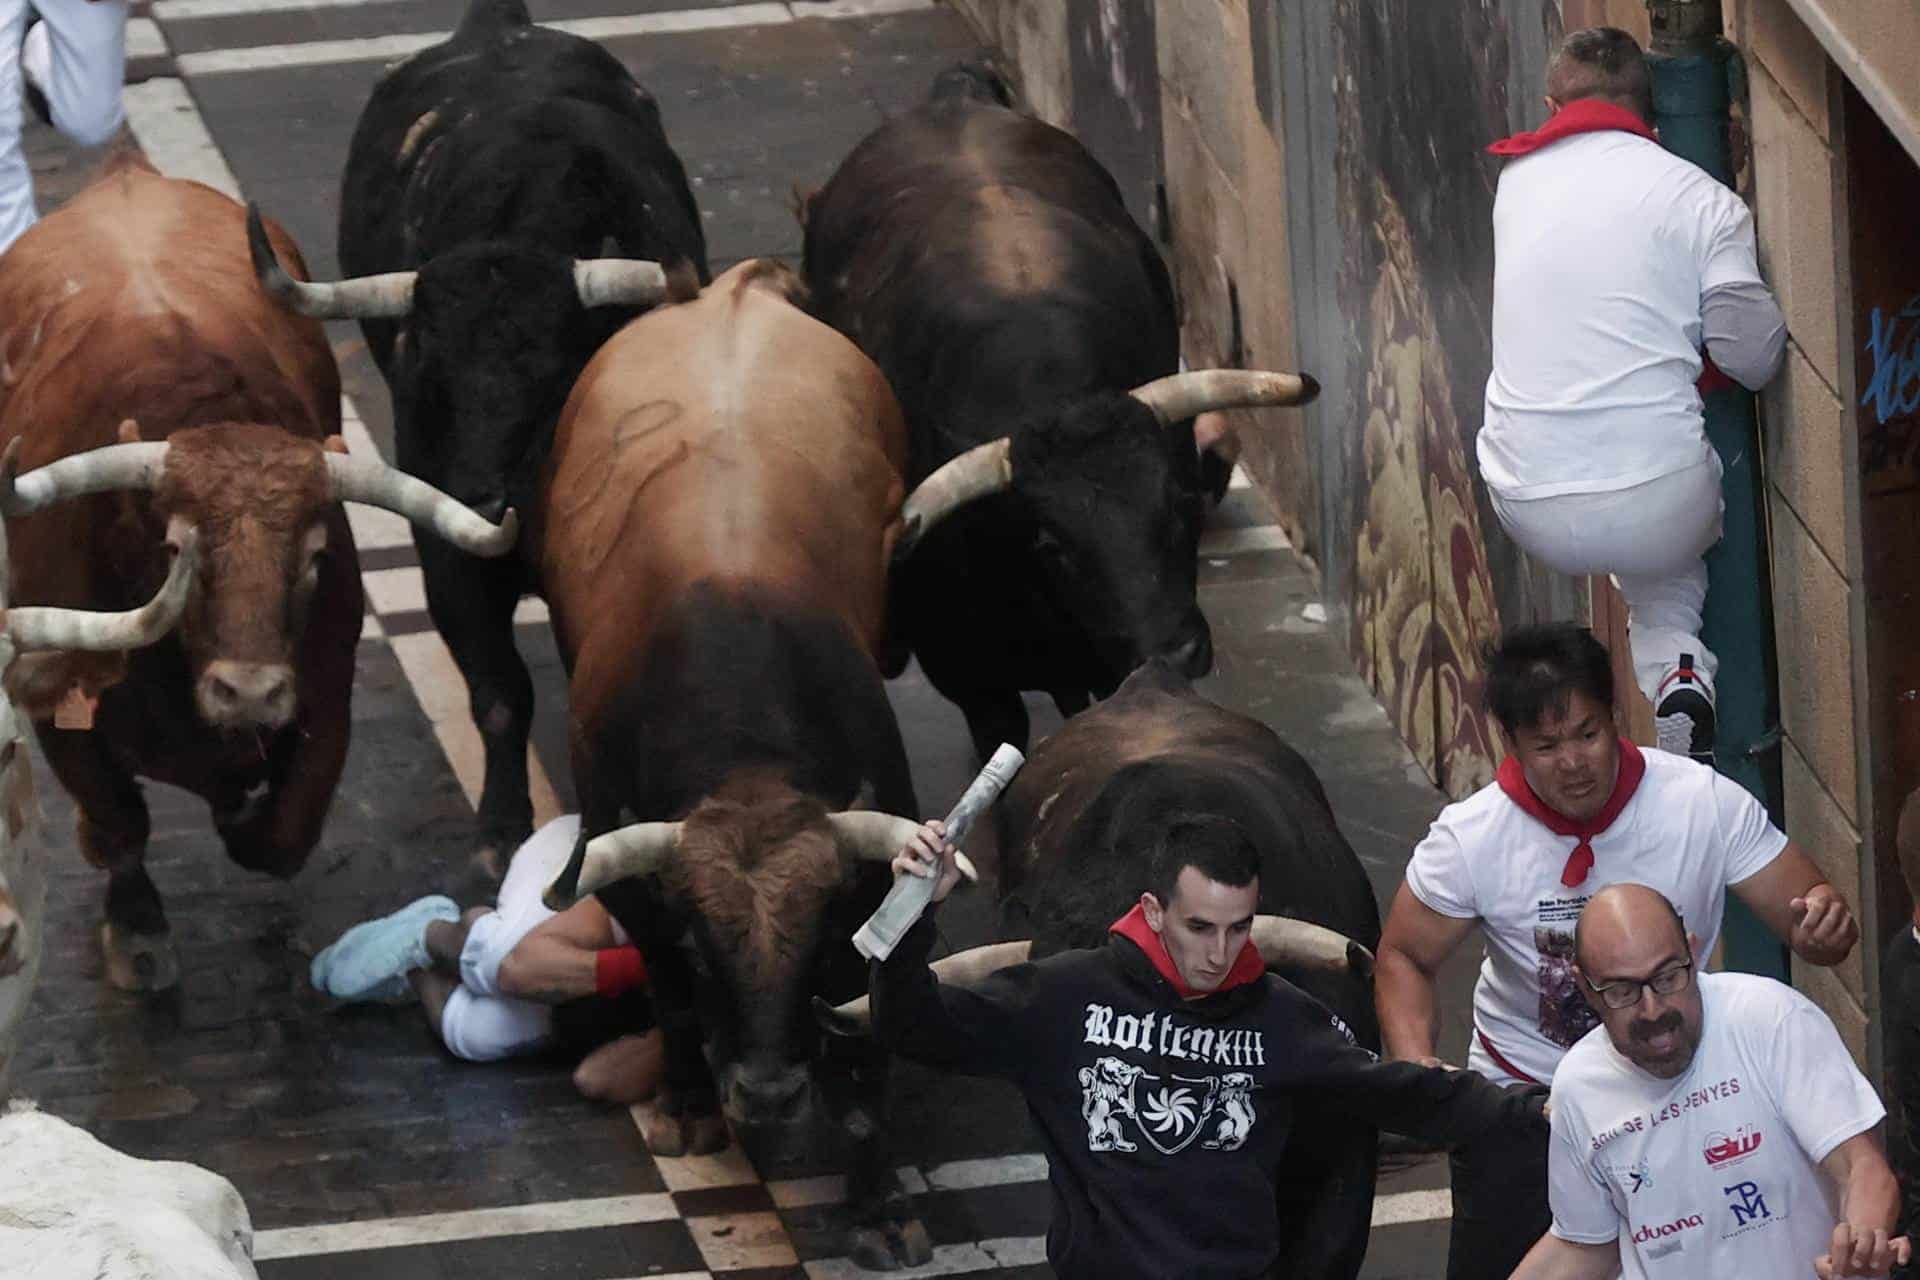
1546, 972, 1884, 1279
1406, 747, 1786, 1085
1478, 130, 1766, 499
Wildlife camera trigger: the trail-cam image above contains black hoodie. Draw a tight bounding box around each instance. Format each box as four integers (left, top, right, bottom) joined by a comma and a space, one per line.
871, 913, 1547, 1280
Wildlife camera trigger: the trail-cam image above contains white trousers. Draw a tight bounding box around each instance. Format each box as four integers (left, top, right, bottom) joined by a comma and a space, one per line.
0, 0, 127, 256
1490, 455, 1725, 707
438, 815, 581, 1062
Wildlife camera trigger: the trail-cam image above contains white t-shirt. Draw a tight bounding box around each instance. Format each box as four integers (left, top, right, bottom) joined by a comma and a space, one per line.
1478, 130, 1766, 499
1406, 747, 1786, 1085
1546, 972, 1885, 1280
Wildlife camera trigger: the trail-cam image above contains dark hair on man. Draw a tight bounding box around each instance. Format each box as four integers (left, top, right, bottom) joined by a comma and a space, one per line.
1547, 27, 1655, 125
1145, 814, 1260, 908
1483, 622, 1615, 735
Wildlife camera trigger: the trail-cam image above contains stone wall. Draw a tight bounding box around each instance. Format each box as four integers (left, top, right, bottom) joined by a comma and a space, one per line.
948, 0, 1902, 1064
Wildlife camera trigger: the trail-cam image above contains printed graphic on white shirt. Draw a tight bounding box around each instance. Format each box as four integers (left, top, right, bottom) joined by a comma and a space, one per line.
1077, 1002, 1266, 1155
1544, 973, 1884, 1280
1404, 750, 1786, 1085
1536, 923, 1601, 1048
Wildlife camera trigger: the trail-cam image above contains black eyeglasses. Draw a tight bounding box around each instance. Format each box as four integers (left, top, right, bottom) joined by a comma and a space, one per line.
1584, 959, 1694, 1010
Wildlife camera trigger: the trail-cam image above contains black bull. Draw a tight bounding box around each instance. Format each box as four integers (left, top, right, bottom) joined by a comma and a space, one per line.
801, 67, 1318, 765
257, 0, 708, 859
831, 660, 1387, 1279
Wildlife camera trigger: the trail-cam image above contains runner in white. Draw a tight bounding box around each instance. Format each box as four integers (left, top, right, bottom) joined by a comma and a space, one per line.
1513, 882, 1906, 1280
1375, 622, 1859, 1280
1478, 26, 1788, 762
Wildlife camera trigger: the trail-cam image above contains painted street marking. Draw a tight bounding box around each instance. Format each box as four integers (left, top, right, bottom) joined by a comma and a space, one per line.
127, 17, 169, 60
252, 1192, 679, 1259
121, 78, 242, 198
174, 0, 932, 75
1198, 524, 1292, 556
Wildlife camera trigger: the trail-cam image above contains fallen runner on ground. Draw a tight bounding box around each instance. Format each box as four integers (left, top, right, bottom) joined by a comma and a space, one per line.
311, 815, 661, 1103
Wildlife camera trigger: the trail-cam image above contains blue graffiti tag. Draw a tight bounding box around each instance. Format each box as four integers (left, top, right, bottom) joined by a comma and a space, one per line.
1862, 296, 1920, 424
1861, 295, 1920, 475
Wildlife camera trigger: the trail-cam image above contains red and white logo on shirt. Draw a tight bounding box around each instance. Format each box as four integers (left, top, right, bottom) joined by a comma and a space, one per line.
1703, 1124, 1763, 1168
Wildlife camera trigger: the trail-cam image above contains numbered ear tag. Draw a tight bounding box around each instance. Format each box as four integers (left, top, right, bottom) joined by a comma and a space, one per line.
53, 684, 96, 731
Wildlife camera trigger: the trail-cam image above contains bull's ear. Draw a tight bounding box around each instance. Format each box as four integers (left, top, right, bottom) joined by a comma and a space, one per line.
2, 651, 126, 721
321, 435, 350, 456
116, 419, 142, 445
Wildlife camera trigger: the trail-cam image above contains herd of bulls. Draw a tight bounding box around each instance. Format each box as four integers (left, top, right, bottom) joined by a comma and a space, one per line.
0, 0, 1402, 1274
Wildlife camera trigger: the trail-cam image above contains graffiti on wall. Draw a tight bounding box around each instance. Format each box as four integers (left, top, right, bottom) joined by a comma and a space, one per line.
1861, 293, 1920, 480
1330, 0, 1545, 795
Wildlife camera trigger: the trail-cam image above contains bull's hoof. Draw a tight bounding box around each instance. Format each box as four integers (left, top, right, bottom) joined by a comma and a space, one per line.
636, 1102, 729, 1157
846, 1218, 933, 1271
101, 922, 178, 992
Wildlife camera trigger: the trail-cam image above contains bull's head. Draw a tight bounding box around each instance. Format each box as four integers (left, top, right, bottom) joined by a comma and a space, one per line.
0, 426, 513, 731
0, 514, 196, 1090
891, 370, 1319, 692
542, 781, 935, 1143
247, 204, 681, 523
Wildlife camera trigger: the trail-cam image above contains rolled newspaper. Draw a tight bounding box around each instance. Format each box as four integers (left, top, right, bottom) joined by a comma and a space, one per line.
852, 742, 1025, 961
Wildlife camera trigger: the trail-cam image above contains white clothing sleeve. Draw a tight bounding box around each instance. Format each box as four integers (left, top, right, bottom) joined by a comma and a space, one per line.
1765, 994, 1887, 1163
1698, 191, 1765, 293
1703, 279, 1787, 390
1714, 775, 1791, 885
1546, 1092, 1621, 1245
1404, 821, 1479, 920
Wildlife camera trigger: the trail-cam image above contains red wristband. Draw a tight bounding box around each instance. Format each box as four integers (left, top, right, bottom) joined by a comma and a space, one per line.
595, 945, 648, 997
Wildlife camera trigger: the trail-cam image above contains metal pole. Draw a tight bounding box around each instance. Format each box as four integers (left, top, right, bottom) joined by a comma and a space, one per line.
1645, 0, 1789, 979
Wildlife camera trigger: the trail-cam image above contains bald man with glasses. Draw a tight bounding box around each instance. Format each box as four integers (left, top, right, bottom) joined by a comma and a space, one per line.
1513, 883, 1906, 1280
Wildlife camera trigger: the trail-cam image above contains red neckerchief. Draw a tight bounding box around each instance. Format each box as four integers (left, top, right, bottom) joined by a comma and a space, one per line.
1109, 902, 1266, 999
1495, 739, 1647, 888
1485, 102, 1734, 394
1486, 98, 1656, 157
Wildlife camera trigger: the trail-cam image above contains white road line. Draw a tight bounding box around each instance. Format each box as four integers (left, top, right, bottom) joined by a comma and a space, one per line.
922, 1152, 1048, 1191
806, 1237, 1048, 1279
251, 1192, 679, 1259
127, 17, 168, 60
121, 78, 242, 199
155, 0, 406, 19
1372, 1186, 1452, 1227
172, 0, 932, 75
1198, 524, 1292, 556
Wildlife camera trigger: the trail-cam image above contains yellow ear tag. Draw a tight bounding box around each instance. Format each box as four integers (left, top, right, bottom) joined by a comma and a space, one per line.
53, 684, 96, 731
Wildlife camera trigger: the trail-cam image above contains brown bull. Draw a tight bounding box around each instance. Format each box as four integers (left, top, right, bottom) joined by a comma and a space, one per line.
0, 155, 514, 991
536, 259, 1003, 1269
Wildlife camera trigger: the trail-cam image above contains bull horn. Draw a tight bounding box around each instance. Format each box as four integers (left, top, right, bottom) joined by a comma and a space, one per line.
248, 203, 416, 320
572, 259, 670, 309
814, 939, 1033, 1034
826, 811, 978, 882
5, 527, 200, 652
543, 821, 682, 910
892, 437, 1013, 563
0, 438, 169, 515
1127, 370, 1321, 426
324, 452, 518, 557
1250, 914, 1374, 978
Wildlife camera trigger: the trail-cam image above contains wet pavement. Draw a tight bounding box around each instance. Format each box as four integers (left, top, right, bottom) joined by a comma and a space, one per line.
10, 4, 1484, 1275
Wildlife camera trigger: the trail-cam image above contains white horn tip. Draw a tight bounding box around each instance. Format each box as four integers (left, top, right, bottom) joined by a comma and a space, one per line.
954, 851, 980, 883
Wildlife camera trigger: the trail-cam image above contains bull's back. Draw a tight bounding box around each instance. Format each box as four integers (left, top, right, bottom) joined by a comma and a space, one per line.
805, 101, 1177, 465
1001, 662, 1381, 953
540, 262, 905, 691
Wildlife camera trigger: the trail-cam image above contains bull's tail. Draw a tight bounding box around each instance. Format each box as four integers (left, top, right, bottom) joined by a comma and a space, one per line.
928, 60, 1016, 109
455, 0, 532, 40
